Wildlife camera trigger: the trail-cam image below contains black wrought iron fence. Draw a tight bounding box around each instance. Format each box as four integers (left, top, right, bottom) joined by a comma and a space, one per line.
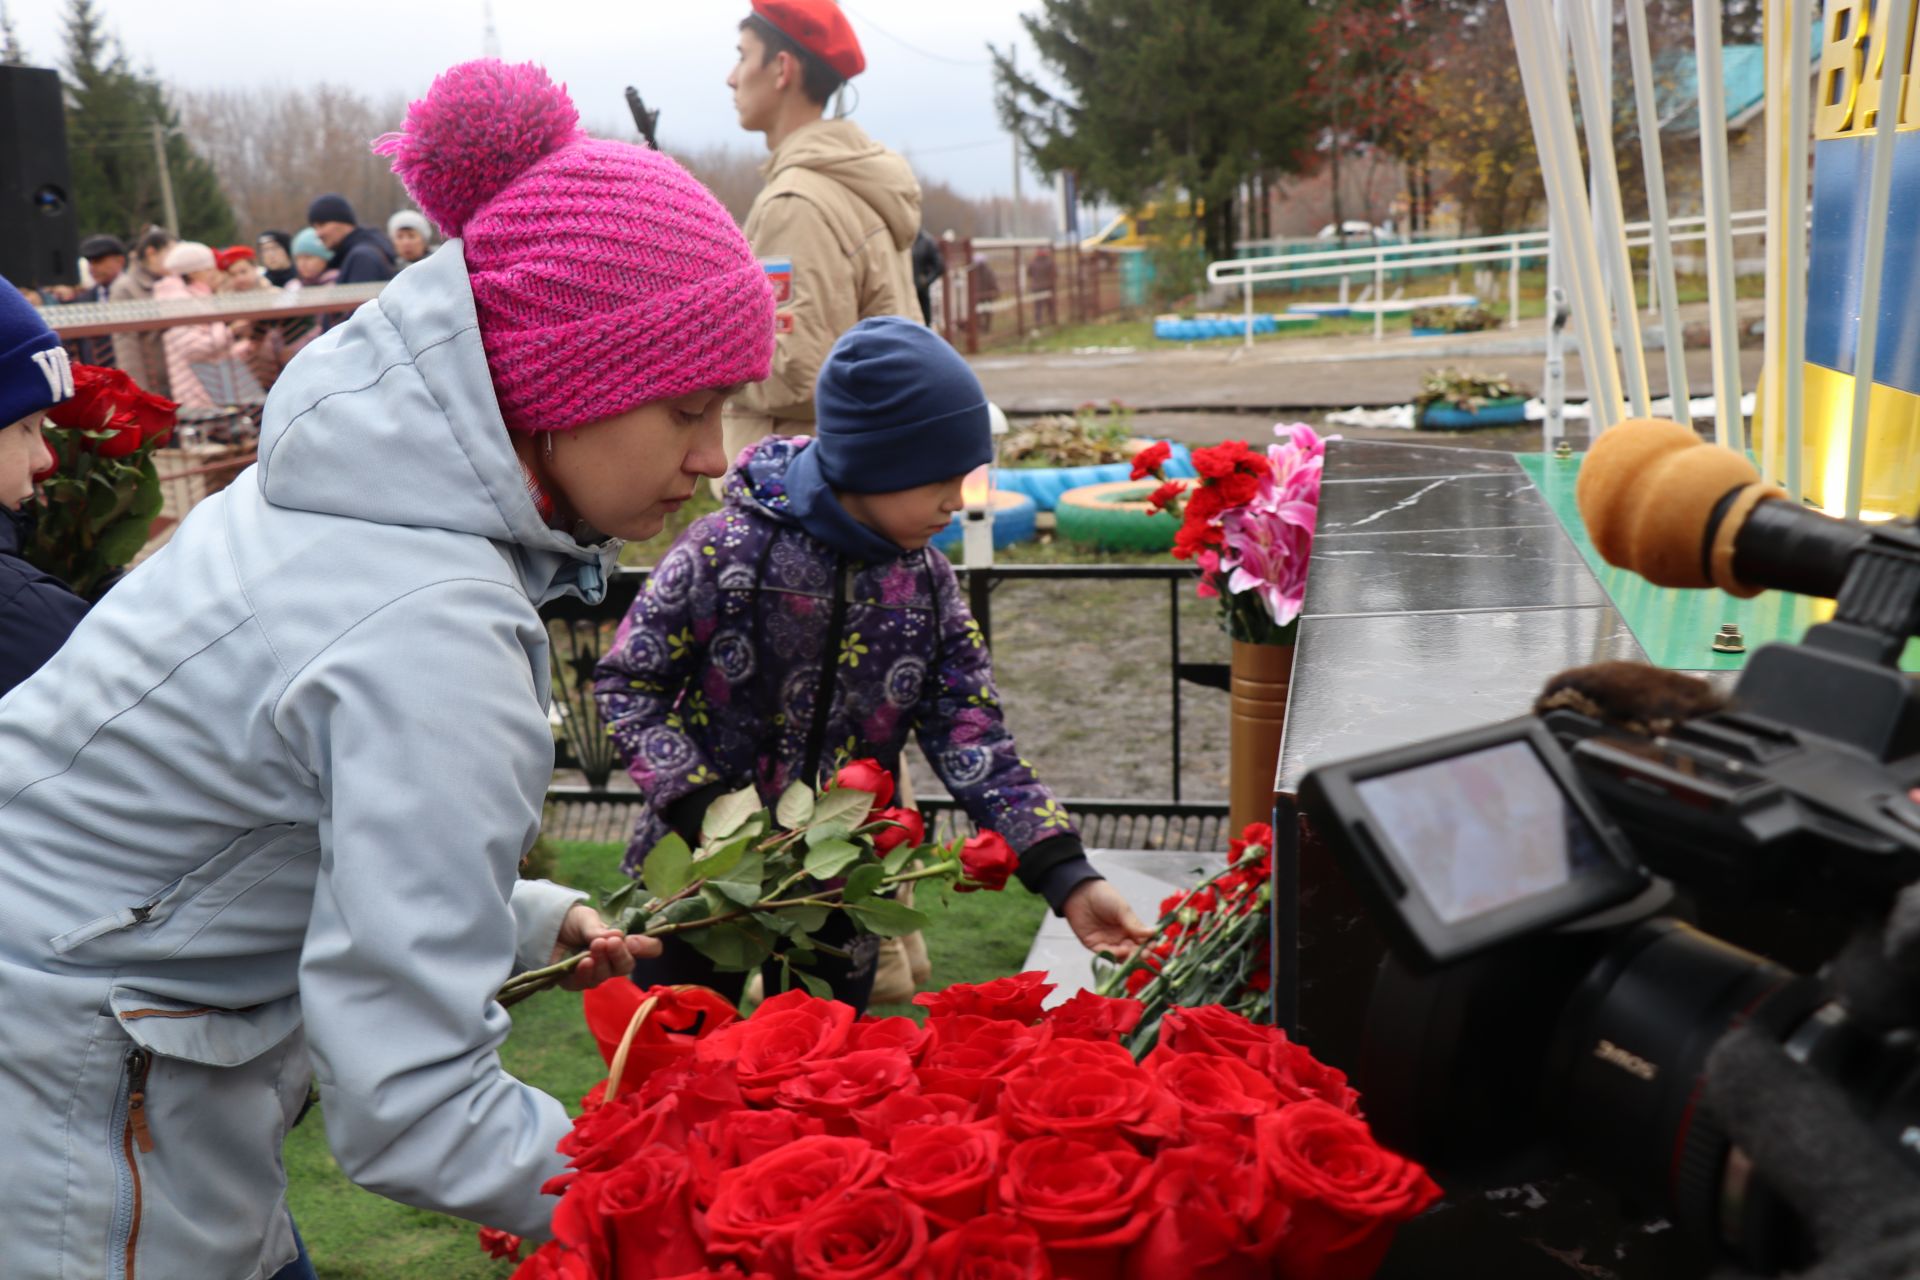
540, 564, 1231, 848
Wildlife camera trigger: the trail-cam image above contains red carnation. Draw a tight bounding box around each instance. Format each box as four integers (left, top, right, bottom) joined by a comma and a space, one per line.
1145, 479, 1185, 514
957, 830, 1018, 892
1129, 440, 1172, 481
1229, 823, 1274, 865
834, 758, 895, 809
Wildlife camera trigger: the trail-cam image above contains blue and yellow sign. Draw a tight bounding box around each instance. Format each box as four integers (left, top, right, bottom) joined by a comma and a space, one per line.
1788, 0, 1920, 517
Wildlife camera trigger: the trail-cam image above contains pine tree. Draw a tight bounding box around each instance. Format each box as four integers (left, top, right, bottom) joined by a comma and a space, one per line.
992, 0, 1316, 264
60, 0, 235, 244
1, 2, 28, 65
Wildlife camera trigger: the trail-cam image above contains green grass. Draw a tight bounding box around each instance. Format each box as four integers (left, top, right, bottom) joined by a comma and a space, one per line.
284, 839, 1046, 1277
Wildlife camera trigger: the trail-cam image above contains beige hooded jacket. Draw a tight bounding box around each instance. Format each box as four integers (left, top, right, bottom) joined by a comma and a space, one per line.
724, 118, 922, 454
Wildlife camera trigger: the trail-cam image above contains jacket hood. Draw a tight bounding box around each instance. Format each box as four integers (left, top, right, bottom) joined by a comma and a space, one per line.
725, 435, 905, 563
254, 242, 616, 604
767, 120, 921, 252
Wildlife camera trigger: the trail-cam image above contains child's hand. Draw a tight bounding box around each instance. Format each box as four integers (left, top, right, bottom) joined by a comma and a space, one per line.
551, 904, 661, 991
1063, 880, 1155, 961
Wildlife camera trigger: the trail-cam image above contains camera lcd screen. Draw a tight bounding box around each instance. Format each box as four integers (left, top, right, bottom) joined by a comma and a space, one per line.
1354, 739, 1608, 925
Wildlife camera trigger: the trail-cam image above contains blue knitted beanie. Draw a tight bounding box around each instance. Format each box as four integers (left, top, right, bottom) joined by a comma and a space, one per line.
0, 279, 70, 430
798, 316, 993, 495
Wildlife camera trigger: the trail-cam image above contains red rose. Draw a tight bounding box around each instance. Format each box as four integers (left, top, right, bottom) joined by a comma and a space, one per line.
913, 972, 1053, 1023
558, 1089, 684, 1173
1256, 1102, 1442, 1280
1145, 479, 1185, 514
916, 1015, 1050, 1106
696, 988, 857, 1103
871, 806, 925, 856
1129, 441, 1171, 481
915, 1214, 1054, 1279
834, 758, 895, 809
547, 1171, 614, 1273
956, 831, 1018, 893
92, 411, 144, 458
1125, 1138, 1287, 1280
773, 1047, 919, 1132
782, 1188, 928, 1280
883, 1122, 1002, 1228
999, 1135, 1154, 1280
688, 1108, 827, 1206
1229, 823, 1273, 865
997, 1039, 1180, 1143
1154, 1006, 1359, 1112
601, 1149, 710, 1278
584, 982, 739, 1092
1044, 990, 1144, 1043
703, 1135, 889, 1267
854, 1090, 977, 1144
45, 364, 133, 433
847, 1014, 932, 1062
1145, 1045, 1283, 1139
511, 1244, 599, 1280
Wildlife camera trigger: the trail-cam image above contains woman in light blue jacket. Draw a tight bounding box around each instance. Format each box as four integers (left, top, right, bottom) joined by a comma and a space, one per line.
0, 61, 774, 1279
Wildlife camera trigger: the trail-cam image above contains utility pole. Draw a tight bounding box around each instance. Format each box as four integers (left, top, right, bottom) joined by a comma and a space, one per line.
150, 122, 178, 235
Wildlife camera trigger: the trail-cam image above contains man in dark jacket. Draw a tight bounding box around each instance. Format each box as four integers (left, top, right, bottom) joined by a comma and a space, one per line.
307, 193, 398, 285
0, 280, 88, 699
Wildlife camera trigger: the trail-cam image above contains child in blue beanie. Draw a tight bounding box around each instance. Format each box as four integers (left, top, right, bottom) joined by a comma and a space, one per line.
596, 315, 1151, 1009
0, 279, 88, 700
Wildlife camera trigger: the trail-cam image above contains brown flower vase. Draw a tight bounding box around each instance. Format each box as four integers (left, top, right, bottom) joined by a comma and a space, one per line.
1229, 639, 1296, 836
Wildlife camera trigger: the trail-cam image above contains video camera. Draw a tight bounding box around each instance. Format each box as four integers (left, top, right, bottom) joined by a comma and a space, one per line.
1299, 420, 1920, 1272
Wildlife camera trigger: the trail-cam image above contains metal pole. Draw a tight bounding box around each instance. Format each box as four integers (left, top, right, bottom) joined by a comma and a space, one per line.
1373, 254, 1384, 342
1782, 0, 1812, 501
1510, 0, 1627, 430
1568, 0, 1652, 416
1169, 578, 1183, 803
1762, 0, 1787, 478
150, 122, 179, 236
1844, 0, 1913, 518
1625, 0, 1690, 416
1509, 241, 1521, 329
1693, 0, 1747, 450
1244, 277, 1255, 349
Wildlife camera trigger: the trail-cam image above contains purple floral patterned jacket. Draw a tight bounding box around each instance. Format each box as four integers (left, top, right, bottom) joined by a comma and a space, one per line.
593, 438, 1091, 903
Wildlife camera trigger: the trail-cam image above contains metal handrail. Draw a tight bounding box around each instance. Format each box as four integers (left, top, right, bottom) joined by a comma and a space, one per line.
38, 283, 385, 338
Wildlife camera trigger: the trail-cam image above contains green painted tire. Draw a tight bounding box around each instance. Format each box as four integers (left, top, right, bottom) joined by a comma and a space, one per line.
1054, 480, 1181, 552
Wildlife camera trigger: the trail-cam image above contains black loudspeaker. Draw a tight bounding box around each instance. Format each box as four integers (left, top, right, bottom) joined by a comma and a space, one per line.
0, 65, 78, 289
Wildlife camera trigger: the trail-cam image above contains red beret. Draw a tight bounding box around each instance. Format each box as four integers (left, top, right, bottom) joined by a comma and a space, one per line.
751, 0, 865, 80
214, 245, 256, 271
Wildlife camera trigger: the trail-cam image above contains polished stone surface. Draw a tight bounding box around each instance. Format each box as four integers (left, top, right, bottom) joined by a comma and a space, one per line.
1021, 848, 1226, 1004
1318, 471, 1556, 536
1302, 524, 1615, 617
1276, 607, 1645, 787
1315, 438, 1528, 481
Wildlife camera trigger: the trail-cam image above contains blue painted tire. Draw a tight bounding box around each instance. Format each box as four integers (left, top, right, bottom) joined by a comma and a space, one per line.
929, 489, 1037, 552
1419, 396, 1530, 430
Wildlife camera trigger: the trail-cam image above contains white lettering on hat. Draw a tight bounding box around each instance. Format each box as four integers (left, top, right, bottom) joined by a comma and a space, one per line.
31, 347, 74, 403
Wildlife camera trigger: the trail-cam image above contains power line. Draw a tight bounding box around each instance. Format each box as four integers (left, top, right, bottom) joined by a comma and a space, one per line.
839, 6, 993, 68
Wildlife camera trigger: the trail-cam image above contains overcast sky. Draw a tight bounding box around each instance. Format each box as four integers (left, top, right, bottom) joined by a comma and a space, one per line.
14, 1, 1052, 199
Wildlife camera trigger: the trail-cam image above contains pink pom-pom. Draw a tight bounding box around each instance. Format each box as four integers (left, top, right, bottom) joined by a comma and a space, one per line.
373, 59, 583, 239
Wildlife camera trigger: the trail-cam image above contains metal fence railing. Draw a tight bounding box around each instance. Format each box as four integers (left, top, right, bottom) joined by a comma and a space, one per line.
541, 563, 1230, 848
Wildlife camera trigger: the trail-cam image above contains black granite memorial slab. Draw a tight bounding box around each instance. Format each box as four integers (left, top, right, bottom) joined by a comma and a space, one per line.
1318, 472, 1558, 536
1301, 525, 1614, 617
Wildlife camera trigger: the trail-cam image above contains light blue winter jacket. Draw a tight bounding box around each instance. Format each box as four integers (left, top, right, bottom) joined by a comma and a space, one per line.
0, 244, 619, 1279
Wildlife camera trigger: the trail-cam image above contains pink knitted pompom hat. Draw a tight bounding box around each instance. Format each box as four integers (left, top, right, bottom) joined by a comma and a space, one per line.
373, 60, 774, 432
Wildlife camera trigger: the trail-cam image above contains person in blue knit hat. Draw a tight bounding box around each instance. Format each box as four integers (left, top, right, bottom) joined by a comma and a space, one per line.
596, 315, 1152, 1012
0, 278, 88, 700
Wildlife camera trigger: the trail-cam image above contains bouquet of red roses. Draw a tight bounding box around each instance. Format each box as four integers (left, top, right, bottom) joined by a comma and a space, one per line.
498, 761, 1016, 1008
484, 972, 1440, 1280
31, 364, 178, 596
1093, 822, 1276, 1056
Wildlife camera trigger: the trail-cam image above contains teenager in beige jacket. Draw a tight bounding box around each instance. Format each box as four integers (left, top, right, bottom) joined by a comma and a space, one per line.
723, 1, 923, 465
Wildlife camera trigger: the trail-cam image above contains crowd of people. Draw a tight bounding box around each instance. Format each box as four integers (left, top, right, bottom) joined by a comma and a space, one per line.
28, 195, 437, 408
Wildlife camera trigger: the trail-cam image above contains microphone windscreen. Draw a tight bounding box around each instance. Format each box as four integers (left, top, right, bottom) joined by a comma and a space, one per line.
1575, 419, 1764, 588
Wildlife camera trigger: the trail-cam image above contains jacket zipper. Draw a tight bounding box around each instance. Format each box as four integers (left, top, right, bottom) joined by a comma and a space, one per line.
802, 560, 851, 786
119, 1048, 153, 1280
